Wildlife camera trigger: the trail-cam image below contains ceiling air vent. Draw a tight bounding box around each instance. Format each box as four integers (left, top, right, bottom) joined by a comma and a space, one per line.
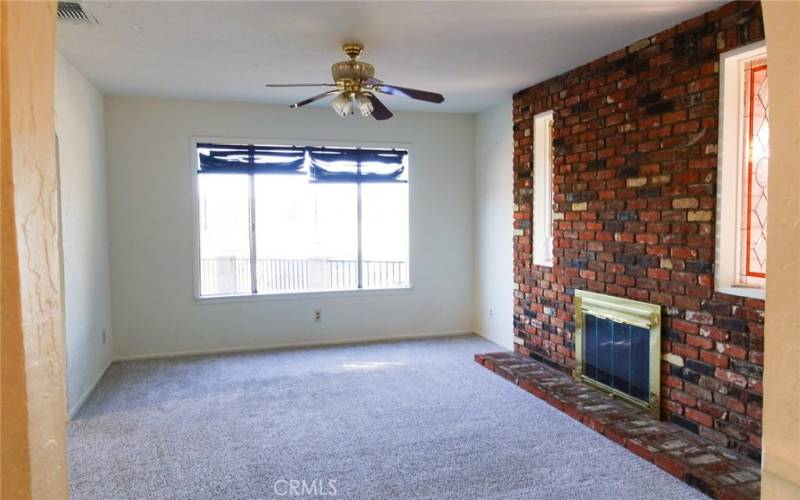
57, 2, 98, 25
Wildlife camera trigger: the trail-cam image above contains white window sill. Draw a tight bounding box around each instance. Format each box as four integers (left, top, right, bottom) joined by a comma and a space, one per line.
716, 285, 765, 300
195, 286, 414, 304
533, 259, 553, 268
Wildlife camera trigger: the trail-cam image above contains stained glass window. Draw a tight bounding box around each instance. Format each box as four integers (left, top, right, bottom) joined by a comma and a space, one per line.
737, 59, 768, 286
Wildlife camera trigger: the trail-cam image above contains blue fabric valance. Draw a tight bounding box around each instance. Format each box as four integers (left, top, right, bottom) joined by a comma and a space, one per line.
197, 143, 407, 183
197, 144, 306, 175
308, 149, 406, 183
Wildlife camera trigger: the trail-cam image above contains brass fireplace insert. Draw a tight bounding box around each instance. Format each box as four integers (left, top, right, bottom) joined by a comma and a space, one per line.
574, 290, 661, 417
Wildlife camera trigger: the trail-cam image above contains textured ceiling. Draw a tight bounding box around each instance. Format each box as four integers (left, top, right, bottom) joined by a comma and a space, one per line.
57, 1, 722, 113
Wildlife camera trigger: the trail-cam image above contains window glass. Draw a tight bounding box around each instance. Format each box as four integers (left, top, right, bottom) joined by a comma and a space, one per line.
543, 117, 554, 263
254, 175, 358, 292
533, 111, 554, 267
361, 180, 409, 289
198, 174, 252, 295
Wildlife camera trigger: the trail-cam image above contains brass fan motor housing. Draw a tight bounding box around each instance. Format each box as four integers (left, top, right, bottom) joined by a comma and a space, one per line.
331, 43, 375, 94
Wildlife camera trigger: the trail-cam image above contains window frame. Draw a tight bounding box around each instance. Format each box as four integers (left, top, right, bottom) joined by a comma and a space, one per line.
532, 110, 555, 268
715, 41, 767, 300
190, 136, 413, 302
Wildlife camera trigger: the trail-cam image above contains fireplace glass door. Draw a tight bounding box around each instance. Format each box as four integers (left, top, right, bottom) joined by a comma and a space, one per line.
582, 313, 650, 402
574, 289, 660, 416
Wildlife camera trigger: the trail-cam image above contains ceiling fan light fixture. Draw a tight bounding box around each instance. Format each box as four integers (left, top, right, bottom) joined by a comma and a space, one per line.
331, 93, 353, 117
267, 43, 445, 121
356, 93, 374, 117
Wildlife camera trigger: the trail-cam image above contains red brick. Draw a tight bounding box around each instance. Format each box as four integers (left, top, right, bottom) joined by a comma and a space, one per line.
673, 343, 699, 360
672, 390, 697, 407
664, 399, 683, 414
518, 379, 546, 400
602, 425, 628, 446
717, 482, 762, 500
563, 403, 584, 422
686, 334, 713, 350
626, 439, 655, 461
685, 408, 714, 427
699, 325, 729, 341
512, 0, 765, 459
725, 397, 746, 414
654, 453, 688, 479
665, 375, 683, 389
545, 395, 564, 411
700, 350, 729, 368
719, 343, 748, 360
716, 368, 748, 388
582, 414, 606, 434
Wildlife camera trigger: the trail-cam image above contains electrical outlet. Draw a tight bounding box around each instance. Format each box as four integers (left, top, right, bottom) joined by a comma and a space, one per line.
102, 329, 107, 344
314, 309, 322, 322
489, 308, 494, 318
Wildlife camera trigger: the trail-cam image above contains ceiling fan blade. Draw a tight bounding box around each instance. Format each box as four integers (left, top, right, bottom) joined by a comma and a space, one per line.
290, 90, 339, 109
265, 83, 337, 88
366, 94, 393, 120
376, 84, 444, 104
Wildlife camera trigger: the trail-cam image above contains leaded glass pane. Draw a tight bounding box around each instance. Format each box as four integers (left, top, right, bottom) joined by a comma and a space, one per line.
737, 59, 768, 285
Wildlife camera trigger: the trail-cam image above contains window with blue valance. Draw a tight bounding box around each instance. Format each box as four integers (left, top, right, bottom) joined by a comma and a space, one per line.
195, 141, 410, 297
197, 143, 407, 183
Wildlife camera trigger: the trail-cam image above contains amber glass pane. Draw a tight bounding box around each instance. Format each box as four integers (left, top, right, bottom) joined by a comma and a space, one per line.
738, 60, 768, 284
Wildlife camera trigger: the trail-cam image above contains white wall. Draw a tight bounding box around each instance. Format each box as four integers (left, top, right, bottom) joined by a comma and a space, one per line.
473, 101, 514, 350
54, 54, 113, 415
105, 96, 475, 358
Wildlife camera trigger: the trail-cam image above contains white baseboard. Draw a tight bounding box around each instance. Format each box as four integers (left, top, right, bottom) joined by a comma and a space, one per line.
473, 330, 514, 351
113, 330, 475, 362
68, 358, 112, 419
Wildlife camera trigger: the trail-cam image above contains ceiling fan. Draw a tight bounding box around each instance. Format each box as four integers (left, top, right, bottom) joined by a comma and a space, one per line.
265, 43, 445, 121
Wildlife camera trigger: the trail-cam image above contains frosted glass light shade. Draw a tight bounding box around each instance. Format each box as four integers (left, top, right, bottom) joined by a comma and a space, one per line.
331, 93, 353, 117
356, 94, 374, 117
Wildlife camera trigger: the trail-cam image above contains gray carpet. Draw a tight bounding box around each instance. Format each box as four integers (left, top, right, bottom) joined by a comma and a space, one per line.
69, 335, 707, 500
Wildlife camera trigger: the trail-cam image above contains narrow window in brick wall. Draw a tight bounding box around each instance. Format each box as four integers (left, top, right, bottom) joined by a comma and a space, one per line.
716, 42, 768, 298
739, 58, 768, 284
533, 111, 554, 267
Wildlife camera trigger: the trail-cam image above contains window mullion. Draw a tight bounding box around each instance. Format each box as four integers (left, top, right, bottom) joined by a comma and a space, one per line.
249, 173, 258, 294
356, 155, 363, 289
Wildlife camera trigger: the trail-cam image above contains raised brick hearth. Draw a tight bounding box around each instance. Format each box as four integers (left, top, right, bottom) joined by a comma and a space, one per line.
512, 1, 765, 460
476, 351, 760, 499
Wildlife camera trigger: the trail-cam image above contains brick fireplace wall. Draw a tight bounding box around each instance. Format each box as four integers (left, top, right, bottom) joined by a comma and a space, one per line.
512, 1, 765, 461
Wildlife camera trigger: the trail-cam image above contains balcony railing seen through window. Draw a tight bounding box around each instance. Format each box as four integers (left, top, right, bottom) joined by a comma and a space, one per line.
200, 258, 408, 296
